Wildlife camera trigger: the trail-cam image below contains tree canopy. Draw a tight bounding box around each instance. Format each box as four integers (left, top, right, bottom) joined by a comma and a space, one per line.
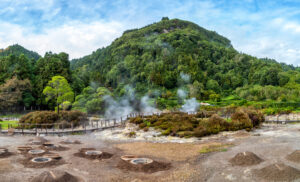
43, 76, 74, 113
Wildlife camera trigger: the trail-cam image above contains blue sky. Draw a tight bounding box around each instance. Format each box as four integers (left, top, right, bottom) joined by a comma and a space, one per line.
0, 0, 300, 66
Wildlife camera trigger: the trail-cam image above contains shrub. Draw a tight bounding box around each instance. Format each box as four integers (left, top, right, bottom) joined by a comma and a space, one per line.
129, 108, 263, 138
19, 110, 87, 128
193, 126, 208, 137
231, 110, 252, 130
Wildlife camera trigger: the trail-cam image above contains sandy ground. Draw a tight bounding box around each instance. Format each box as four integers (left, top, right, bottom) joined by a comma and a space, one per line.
0, 123, 299, 182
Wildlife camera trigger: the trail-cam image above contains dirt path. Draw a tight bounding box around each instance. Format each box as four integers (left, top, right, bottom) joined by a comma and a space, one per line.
0, 123, 299, 182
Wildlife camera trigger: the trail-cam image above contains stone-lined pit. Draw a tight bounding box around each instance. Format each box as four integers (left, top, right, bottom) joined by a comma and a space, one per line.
28, 149, 45, 155
74, 148, 113, 160
130, 158, 153, 165
31, 157, 52, 163
121, 155, 138, 161
85, 150, 103, 156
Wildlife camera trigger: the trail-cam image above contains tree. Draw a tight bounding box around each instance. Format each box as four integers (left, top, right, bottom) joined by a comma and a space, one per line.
34, 52, 71, 107
43, 76, 74, 114
0, 77, 31, 110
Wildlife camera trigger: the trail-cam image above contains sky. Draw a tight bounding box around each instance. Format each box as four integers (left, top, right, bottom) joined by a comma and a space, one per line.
0, 0, 299, 66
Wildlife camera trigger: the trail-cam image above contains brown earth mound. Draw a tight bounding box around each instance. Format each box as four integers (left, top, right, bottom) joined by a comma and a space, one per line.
20, 156, 65, 168
0, 148, 13, 158
29, 137, 48, 145
117, 159, 171, 173
254, 163, 300, 182
74, 148, 113, 160
60, 140, 81, 145
30, 170, 80, 182
41, 145, 69, 151
286, 150, 300, 163
229, 151, 263, 166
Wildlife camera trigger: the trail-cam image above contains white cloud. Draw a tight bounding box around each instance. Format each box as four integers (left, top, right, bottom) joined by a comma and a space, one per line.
0, 21, 125, 59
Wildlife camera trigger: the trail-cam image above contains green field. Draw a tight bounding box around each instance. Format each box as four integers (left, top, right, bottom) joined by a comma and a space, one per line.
0, 120, 19, 130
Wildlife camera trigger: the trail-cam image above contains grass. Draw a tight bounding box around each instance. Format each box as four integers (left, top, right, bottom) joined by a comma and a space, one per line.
199, 144, 233, 154
0, 114, 23, 118
0, 120, 19, 130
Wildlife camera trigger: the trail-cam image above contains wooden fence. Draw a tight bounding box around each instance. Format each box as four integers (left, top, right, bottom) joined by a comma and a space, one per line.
2, 111, 298, 135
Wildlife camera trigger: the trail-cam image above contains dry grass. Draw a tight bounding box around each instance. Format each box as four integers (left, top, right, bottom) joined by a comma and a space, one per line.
115, 142, 225, 161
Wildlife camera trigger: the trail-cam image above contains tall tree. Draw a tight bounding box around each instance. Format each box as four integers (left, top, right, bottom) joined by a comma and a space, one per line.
0, 77, 31, 110
43, 76, 74, 114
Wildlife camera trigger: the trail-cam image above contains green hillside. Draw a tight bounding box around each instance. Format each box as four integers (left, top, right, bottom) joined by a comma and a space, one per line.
0, 44, 40, 60
71, 18, 300, 104
0, 18, 299, 113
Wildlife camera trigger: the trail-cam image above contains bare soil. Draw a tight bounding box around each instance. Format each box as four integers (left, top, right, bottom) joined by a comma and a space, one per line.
254, 163, 300, 182
0, 123, 299, 182
74, 148, 113, 160
0, 148, 13, 158
19, 156, 66, 168
229, 151, 263, 166
286, 150, 300, 163
30, 170, 81, 182
115, 142, 223, 161
41, 145, 70, 151
117, 159, 171, 173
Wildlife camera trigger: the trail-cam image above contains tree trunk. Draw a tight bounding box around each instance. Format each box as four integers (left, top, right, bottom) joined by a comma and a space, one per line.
57, 103, 60, 115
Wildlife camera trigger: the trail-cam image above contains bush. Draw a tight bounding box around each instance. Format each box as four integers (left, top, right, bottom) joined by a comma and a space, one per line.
231, 110, 252, 130
19, 110, 88, 128
130, 108, 264, 138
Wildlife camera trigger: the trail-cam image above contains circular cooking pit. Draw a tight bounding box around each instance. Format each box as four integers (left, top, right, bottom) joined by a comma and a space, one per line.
31, 157, 52, 163
130, 158, 153, 165
121, 155, 138, 161
0, 148, 7, 155
85, 150, 103, 156
28, 149, 45, 155
31, 141, 42, 145
43, 142, 54, 147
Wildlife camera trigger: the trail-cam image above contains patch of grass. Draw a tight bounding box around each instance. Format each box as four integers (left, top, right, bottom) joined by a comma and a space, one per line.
0, 114, 23, 118
0, 120, 19, 130
199, 144, 233, 154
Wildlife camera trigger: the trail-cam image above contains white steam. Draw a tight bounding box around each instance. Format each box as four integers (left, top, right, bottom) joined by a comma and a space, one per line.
103, 86, 157, 119
177, 73, 200, 113
177, 89, 187, 99
140, 96, 158, 113
180, 98, 200, 113
103, 95, 135, 119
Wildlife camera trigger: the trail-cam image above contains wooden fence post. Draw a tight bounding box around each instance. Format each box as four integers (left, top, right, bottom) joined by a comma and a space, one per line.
71, 123, 74, 134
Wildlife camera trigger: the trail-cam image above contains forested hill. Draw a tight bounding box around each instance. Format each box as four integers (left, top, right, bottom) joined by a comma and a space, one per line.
71, 17, 300, 102
0, 44, 40, 60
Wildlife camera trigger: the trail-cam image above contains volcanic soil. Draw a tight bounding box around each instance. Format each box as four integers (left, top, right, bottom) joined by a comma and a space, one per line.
0, 123, 299, 182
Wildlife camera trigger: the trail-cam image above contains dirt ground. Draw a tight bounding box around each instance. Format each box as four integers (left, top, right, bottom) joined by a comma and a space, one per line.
0, 123, 300, 182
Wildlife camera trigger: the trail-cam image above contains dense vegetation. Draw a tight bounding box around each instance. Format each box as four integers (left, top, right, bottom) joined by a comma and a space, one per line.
71, 18, 300, 112
0, 44, 40, 60
19, 110, 87, 128
0, 18, 299, 113
0, 47, 84, 111
129, 108, 264, 138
